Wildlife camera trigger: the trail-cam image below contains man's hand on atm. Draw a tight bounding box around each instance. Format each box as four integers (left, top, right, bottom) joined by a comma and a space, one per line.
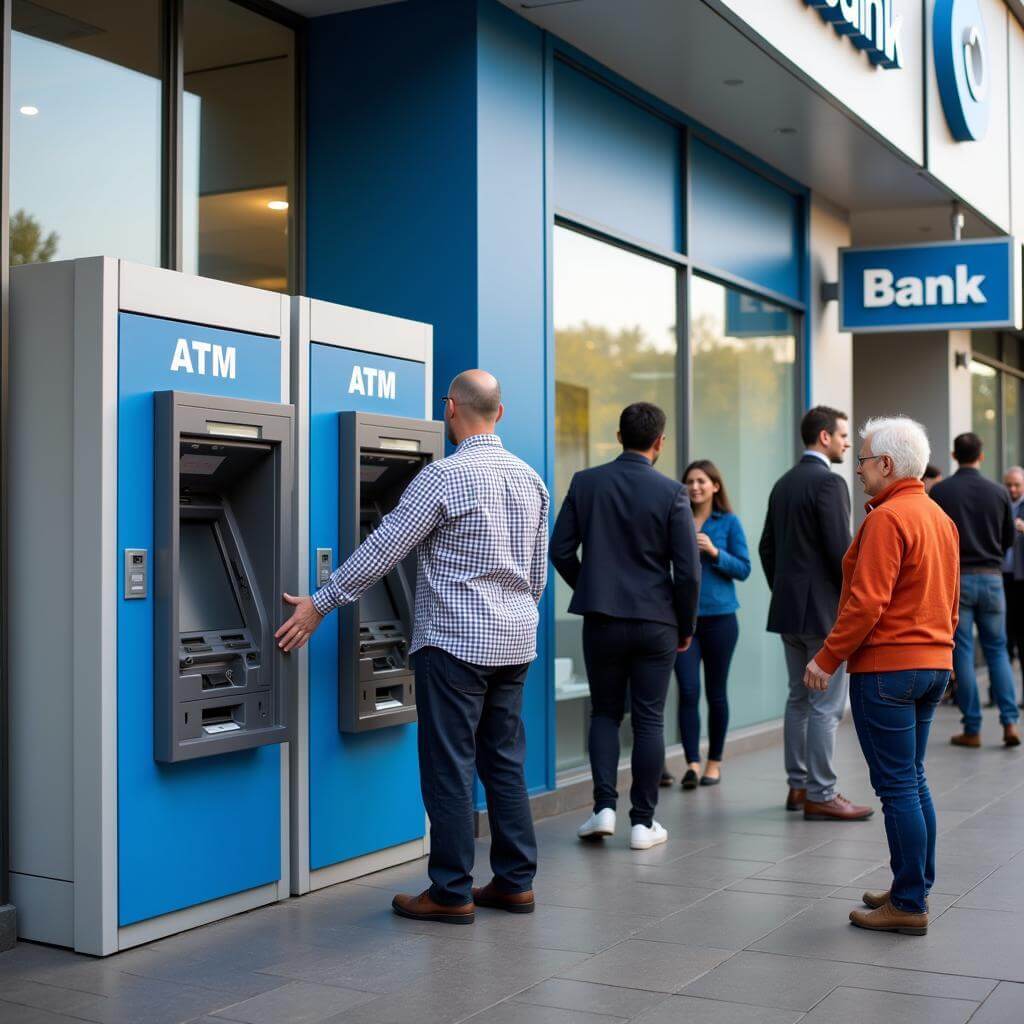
276, 593, 325, 652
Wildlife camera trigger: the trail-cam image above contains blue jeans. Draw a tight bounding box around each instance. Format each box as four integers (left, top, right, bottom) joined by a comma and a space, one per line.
675, 613, 739, 762
850, 670, 948, 915
954, 572, 1020, 734
414, 647, 537, 905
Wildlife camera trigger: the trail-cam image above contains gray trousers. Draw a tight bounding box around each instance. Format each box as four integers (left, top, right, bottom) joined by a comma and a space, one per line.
781, 634, 848, 803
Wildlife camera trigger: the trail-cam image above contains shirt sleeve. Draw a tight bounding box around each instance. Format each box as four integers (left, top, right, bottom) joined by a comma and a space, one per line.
550, 476, 583, 589
529, 482, 551, 604
713, 515, 751, 581
311, 463, 446, 615
816, 510, 904, 675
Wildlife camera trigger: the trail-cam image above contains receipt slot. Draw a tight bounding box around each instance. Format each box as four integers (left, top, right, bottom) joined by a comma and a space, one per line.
339, 413, 444, 732
155, 392, 293, 761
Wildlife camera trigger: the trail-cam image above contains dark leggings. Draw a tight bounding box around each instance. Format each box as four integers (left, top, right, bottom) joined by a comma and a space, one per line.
675, 613, 739, 763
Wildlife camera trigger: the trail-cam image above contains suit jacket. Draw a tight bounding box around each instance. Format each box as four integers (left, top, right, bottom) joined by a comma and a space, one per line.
549, 452, 701, 636
758, 454, 852, 636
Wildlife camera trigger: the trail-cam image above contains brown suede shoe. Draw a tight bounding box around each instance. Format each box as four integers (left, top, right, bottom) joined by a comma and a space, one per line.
803, 794, 874, 821
392, 889, 475, 925
472, 881, 535, 914
849, 900, 927, 935
950, 732, 981, 748
1004, 724, 1021, 748
863, 889, 929, 912
785, 787, 806, 812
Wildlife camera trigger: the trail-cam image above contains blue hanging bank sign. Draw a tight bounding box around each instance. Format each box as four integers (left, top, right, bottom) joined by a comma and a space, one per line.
839, 238, 1020, 333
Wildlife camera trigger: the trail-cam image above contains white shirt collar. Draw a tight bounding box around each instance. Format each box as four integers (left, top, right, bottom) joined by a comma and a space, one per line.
803, 450, 831, 468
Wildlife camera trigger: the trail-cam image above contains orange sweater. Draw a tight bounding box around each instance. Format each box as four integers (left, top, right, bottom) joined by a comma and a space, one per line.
817, 477, 960, 675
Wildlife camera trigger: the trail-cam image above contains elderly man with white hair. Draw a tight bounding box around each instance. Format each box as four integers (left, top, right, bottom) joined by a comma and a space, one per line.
804, 417, 959, 936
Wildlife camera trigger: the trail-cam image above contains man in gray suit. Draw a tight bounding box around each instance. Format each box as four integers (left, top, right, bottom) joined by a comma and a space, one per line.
759, 406, 873, 822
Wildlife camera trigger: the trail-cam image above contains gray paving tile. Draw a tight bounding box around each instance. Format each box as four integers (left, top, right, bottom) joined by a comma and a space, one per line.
462, 1001, 629, 1024
800, 987, 977, 1024
512, 978, 668, 1018
542, 880, 713, 917
635, 891, 814, 951
679, 951, 855, 1010
841, 965, 997, 1001
970, 982, 1024, 1023
470, 902, 655, 953
634, 856, 773, 890
725, 878, 837, 899
853, 857, 999, 896
695, 833, 828, 862
557, 939, 732, 994
0, 978, 103, 1015
0, 1003, 90, 1024
753, 852, 882, 887
212, 981, 377, 1023
630, 995, 802, 1024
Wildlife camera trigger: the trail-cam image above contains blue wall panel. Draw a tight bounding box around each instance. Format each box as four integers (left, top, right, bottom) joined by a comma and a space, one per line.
117, 313, 282, 926
689, 138, 803, 302
308, 344, 427, 869
553, 60, 681, 253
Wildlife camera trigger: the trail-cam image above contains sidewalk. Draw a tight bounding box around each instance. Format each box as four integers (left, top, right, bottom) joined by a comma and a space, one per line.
2, 705, 1024, 1024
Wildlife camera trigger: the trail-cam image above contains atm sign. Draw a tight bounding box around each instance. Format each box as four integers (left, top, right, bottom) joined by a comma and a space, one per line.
348, 365, 396, 400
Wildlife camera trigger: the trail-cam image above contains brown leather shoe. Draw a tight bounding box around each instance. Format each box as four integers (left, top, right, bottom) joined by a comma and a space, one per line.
785, 787, 806, 812
863, 889, 929, 912
803, 794, 873, 821
950, 732, 981, 748
849, 900, 927, 935
1004, 724, 1021, 748
392, 889, 475, 925
472, 881, 535, 914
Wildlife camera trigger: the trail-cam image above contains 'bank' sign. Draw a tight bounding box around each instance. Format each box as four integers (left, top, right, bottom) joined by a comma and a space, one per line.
804, 0, 903, 69
840, 238, 1020, 333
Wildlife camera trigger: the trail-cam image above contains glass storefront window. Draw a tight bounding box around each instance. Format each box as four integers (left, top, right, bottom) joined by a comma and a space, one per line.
970, 359, 999, 480
182, 0, 295, 292
1005, 373, 1022, 473
690, 277, 797, 729
553, 225, 679, 772
10, 0, 162, 267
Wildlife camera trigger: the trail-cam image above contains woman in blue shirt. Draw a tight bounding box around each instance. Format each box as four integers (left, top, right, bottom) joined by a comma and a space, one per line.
676, 460, 750, 789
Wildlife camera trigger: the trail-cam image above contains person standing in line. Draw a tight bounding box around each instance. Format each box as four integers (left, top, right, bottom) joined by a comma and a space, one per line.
805, 417, 959, 936
1003, 466, 1024, 707
275, 370, 550, 924
675, 460, 750, 790
550, 402, 700, 851
930, 433, 1021, 748
759, 406, 873, 822
922, 464, 943, 493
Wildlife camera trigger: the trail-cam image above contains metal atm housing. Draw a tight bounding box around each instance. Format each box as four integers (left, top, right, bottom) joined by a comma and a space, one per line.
338, 412, 444, 732
155, 391, 294, 761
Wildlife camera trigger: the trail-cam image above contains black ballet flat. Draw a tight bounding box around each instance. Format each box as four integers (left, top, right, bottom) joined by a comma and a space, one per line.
681, 769, 699, 790
699, 773, 721, 787
659, 771, 675, 788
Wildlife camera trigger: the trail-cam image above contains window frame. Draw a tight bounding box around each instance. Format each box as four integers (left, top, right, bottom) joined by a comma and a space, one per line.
972, 331, 1024, 478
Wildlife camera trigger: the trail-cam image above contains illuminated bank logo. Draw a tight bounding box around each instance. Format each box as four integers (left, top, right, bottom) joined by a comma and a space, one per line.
804, 0, 903, 69
934, 0, 990, 141
348, 365, 396, 400
169, 337, 236, 379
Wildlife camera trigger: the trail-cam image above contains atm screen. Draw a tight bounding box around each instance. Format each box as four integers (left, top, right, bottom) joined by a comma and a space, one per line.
359, 520, 400, 624
179, 521, 244, 633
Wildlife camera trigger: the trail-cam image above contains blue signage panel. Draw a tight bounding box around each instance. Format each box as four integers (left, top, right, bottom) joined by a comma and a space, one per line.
725, 290, 794, 337
840, 238, 1020, 333
934, 0, 991, 142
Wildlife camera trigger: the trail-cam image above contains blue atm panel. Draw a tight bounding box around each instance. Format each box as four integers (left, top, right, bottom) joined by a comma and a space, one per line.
308, 342, 428, 870
117, 312, 284, 926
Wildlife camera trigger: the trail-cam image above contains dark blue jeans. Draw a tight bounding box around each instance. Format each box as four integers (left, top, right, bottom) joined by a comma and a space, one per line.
675, 613, 739, 763
414, 646, 537, 906
954, 572, 1020, 733
850, 669, 949, 915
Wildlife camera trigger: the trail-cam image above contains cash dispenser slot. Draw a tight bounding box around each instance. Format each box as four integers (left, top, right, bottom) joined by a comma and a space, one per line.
154, 392, 293, 762
338, 412, 445, 733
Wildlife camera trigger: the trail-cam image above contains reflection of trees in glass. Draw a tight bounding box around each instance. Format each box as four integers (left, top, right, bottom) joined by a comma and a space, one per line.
10, 209, 59, 266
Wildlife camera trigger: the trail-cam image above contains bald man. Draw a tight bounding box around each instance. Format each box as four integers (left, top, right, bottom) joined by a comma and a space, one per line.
277, 370, 550, 924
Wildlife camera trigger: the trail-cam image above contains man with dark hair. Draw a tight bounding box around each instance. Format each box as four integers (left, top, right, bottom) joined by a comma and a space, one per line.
551, 402, 700, 850
922, 464, 943, 494
759, 405, 873, 821
931, 433, 1021, 747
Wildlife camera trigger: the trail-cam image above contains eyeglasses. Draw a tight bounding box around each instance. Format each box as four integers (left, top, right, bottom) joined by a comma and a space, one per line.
439, 395, 454, 407
857, 454, 887, 466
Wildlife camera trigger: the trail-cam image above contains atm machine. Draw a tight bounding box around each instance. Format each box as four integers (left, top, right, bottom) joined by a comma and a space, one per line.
9, 259, 294, 954
291, 297, 443, 893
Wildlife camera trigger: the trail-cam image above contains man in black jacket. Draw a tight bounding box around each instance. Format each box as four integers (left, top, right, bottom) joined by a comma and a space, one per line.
759, 406, 872, 822
931, 433, 1020, 748
551, 403, 700, 851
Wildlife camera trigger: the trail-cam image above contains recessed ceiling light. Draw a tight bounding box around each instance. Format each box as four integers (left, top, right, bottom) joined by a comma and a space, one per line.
267, 200, 289, 211
723, 79, 744, 86
775, 127, 798, 135
19, 105, 38, 116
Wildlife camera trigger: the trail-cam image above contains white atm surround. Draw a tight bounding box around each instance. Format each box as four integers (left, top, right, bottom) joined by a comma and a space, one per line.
289, 296, 434, 895
8, 258, 292, 955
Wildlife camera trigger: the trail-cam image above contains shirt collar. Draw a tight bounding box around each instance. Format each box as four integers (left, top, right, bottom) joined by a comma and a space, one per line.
617, 451, 653, 466
865, 476, 925, 513
955, 466, 980, 476
802, 450, 831, 468
455, 432, 503, 452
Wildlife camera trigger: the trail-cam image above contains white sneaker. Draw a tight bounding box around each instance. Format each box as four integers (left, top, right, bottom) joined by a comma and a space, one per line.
630, 821, 668, 850
577, 808, 616, 840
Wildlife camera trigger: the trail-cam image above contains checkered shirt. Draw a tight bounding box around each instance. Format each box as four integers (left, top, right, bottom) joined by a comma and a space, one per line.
311, 432, 550, 666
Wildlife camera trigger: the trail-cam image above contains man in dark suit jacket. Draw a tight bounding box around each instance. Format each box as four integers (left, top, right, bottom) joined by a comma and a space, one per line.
551, 403, 700, 851
759, 406, 872, 822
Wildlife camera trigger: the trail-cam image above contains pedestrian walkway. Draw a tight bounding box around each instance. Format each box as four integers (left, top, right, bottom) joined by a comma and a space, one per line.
2, 707, 1024, 1024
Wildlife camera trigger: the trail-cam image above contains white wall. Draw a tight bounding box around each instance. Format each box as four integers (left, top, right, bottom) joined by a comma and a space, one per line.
1010, 16, 1024, 239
